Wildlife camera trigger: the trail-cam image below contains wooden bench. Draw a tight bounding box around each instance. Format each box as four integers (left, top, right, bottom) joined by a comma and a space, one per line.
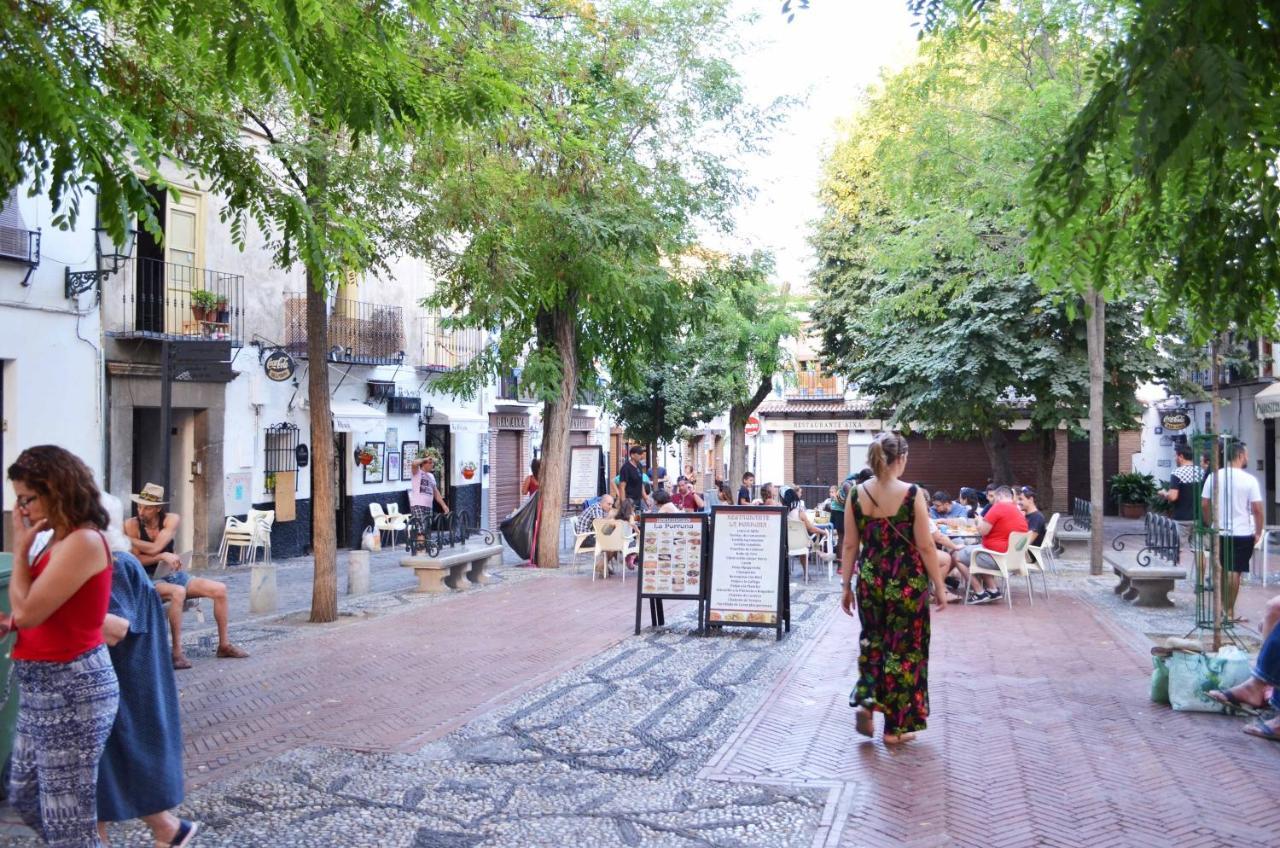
1105, 552, 1186, 608
401, 544, 502, 594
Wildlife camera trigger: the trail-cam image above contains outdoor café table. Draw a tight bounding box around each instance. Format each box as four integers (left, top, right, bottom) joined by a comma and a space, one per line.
941, 525, 982, 546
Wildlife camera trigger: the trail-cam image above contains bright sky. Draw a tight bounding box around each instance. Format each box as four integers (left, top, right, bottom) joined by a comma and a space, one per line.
715, 1, 919, 291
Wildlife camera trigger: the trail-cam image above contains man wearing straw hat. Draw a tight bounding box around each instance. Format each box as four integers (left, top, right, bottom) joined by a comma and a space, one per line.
124, 482, 248, 669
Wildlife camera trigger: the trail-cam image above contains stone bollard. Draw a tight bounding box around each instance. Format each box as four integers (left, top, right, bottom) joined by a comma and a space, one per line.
347, 550, 371, 596
249, 563, 278, 615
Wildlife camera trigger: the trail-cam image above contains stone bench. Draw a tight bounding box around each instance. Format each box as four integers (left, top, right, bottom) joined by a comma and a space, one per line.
1105, 553, 1186, 608
1055, 528, 1091, 560
401, 544, 503, 594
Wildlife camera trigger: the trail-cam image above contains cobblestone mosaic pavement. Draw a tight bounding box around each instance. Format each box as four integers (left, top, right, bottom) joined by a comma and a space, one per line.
79, 581, 840, 848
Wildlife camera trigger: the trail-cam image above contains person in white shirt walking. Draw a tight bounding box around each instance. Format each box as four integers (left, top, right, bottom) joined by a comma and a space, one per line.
1201, 441, 1264, 624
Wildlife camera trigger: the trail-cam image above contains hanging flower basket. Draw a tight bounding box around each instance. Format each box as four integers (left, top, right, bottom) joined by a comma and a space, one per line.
356, 449, 375, 466
461, 461, 477, 480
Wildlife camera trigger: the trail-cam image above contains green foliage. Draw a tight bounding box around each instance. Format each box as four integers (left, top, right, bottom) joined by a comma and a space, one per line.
609, 251, 796, 443
1108, 471, 1159, 506
1, 0, 507, 279
1032, 0, 1280, 341
189, 289, 220, 309
414, 1, 771, 403
811, 0, 1167, 440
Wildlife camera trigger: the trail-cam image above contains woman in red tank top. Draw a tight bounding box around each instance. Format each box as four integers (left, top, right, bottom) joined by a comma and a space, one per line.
6, 445, 119, 847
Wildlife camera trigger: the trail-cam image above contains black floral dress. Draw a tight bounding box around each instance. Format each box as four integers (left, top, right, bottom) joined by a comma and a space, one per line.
850, 484, 931, 735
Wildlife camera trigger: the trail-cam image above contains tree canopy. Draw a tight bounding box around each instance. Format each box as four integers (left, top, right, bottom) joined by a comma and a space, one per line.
810, 0, 1168, 489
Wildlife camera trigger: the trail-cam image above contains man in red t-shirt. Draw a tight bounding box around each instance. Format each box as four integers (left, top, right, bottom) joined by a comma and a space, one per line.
954, 485, 1027, 603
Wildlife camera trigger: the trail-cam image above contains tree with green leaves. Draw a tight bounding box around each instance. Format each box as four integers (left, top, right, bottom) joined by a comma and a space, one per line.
417, 1, 769, 568
608, 251, 795, 482
810, 0, 1168, 510
4, 1, 505, 620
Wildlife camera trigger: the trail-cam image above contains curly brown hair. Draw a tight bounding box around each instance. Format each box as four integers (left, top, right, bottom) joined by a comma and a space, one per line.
7, 445, 108, 534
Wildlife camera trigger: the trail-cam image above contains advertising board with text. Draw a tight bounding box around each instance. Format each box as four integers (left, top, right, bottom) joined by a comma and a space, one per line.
568, 445, 603, 504
705, 505, 789, 640
634, 512, 707, 634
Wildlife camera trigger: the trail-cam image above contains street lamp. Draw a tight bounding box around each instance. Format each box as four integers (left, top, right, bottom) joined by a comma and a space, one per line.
65, 224, 137, 299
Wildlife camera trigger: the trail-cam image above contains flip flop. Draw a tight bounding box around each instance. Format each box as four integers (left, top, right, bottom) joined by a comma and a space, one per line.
855, 707, 874, 738
1243, 719, 1280, 742
168, 819, 201, 847
172, 655, 193, 670
1208, 688, 1266, 716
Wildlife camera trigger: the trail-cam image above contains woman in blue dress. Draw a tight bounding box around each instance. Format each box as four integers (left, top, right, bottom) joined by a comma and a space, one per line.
99, 495, 199, 847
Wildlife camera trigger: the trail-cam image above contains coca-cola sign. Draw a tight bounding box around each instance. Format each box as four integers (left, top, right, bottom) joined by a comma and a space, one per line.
1160, 410, 1190, 432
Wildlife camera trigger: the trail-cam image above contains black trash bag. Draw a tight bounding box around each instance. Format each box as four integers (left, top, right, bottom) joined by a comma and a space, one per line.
500, 490, 540, 561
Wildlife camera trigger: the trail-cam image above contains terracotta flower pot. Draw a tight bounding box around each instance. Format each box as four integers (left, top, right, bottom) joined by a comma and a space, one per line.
462, 467, 476, 480
1120, 502, 1146, 519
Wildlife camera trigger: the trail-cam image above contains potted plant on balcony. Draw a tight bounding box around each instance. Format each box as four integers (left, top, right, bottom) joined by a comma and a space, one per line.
1110, 471, 1159, 519
215, 293, 229, 324
190, 289, 219, 322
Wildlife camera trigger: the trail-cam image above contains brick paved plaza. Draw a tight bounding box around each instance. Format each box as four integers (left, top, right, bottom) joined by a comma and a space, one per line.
1, 525, 1278, 847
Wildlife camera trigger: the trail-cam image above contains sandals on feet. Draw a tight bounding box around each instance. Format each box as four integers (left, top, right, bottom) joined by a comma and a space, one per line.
855, 707, 874, 738
1208, 688, 1267, 716
1243, 719, 1280, 742
172, 655, 193, 670
166, 819, 200, 847
216, 644, 249, 659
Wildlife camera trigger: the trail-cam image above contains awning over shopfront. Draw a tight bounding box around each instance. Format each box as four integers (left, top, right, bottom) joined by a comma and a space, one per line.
330, 400, 384, 433
1255, 382, 1280, 420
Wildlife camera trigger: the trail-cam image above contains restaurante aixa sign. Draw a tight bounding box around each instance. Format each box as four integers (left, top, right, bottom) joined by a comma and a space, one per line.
1160, 410, 1190, 432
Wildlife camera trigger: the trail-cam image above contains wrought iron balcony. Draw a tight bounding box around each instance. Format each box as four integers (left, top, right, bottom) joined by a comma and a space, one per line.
419, 314, 484, 370
0, 224, 39, 285
497, 368, 537, 403
787, 369, 843, 399
284, 294, 405, 365
103, 257, 244, 345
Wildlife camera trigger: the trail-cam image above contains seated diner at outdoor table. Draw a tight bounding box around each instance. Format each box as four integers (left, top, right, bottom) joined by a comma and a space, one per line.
929, 490, 970, 520
946, 485, 1028, 604
927, 515, 967, 603
957, 487, 984, 518
782, 489, 831, 540
671, 476, 705, 511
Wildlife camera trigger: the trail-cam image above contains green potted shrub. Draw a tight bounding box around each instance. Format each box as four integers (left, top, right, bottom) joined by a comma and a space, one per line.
1110, 471, 1159, 519
190, 289, 219, 322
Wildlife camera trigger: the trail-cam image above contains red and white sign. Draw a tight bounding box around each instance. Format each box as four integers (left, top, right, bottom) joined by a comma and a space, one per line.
744, 416, 761, 437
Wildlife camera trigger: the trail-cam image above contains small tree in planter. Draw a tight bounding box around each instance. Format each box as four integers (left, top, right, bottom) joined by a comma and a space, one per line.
1110, 471, 1159, 519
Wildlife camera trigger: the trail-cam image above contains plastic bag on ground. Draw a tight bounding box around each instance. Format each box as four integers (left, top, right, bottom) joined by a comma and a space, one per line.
1167, 647, 1253, 713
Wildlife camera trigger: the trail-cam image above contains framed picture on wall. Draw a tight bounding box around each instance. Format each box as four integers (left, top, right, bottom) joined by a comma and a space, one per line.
400, 441, 420, 480
361, 441, 385, 484
385, 451, 401, 484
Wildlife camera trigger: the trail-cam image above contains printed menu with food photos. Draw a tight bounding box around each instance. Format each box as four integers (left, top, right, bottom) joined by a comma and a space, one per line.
638, 514, 705, 598
707, 507, 784, 627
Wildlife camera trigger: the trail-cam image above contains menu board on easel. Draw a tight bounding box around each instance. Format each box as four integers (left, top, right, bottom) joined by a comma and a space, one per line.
634, 512, 707, 635
705, 505, 789, 640
568, 445, 603, 505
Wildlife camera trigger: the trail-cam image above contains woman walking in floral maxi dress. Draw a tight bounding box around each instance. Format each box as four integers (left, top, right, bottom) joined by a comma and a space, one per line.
841, 432, 947, 744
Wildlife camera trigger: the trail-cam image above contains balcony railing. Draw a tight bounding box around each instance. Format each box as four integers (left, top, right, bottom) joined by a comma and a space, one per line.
103, 257, 244, 345
284, 295, 405, 365
497, 368, 537, 403
787, 370, 843, 398
419, 314, 484, 370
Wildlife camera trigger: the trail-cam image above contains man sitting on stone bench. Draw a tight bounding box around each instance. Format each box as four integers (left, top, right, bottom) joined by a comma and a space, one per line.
125, 483, 248, 670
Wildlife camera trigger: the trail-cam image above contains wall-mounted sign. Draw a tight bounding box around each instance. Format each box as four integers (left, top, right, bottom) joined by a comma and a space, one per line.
263, 348, 296, 382
295, 444, 310, 468
568, 445, 603, 504
1160, 410, 1190, 432
491, 414, 530, 430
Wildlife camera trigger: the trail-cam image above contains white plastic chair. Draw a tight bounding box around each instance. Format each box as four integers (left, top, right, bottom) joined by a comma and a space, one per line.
966, 531, 1034, 608
592, 518, 635, 583
248, 509, 275, 566
1028, 512, 1060, 577
787, 519, 812, 583
370, 503, 406, 547
218, 516, 253, 567
814, 528, 838, 581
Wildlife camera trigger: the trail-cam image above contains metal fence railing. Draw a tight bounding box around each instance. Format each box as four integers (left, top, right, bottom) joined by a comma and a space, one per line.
419, 314, 484, 370
284, 295, 405, 365
104, 257, 244, 345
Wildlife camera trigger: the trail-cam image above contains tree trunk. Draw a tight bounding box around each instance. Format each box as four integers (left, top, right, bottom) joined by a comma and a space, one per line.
1086, 289, 1106, 575
981, 429, 1015, 484
728, 377, 772, 496
534, 305, 579, 569
305, 146, 337, 621
1035, 428, 1057, 512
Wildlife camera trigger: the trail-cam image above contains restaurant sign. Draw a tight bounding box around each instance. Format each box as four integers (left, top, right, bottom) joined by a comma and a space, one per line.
263, 348, 296, 382
1159, 410, 1191, 432
704, 505, 790, 640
